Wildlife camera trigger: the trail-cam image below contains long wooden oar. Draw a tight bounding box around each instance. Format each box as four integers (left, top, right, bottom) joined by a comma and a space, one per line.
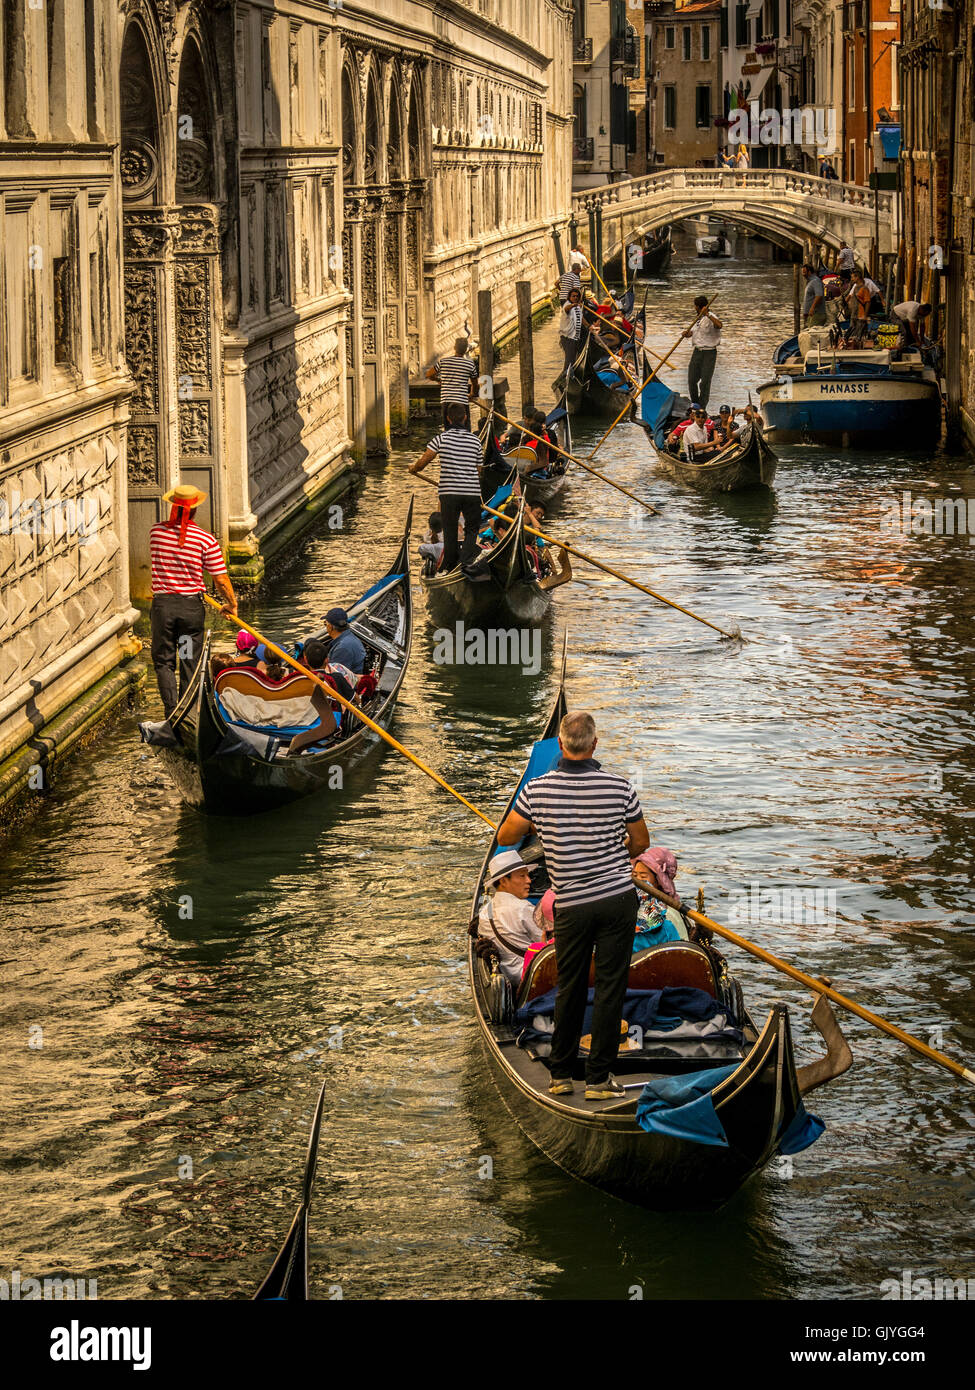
410, 473, 739, 640
481, 404, 659, 517
588, 296, 719, 460
641, 883, 975, 1087
203, 596, 495, 828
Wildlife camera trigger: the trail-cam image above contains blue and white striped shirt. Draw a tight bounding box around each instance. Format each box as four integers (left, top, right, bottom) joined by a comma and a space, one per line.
513, 757, 643, 908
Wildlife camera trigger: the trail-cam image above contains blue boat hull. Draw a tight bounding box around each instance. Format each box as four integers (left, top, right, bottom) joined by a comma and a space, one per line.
759, 375, 942, 448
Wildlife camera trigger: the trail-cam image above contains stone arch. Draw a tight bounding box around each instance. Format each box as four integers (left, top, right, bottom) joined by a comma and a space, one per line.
364, 69, 381, 185
386, 70, 405, 183
174, 34, 217, 202
406, 72, 423, 179
119, 18, 165, 204
341, 60, 360, 186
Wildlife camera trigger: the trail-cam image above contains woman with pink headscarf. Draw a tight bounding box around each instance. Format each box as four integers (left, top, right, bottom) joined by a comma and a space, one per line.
630, 849, 688, 951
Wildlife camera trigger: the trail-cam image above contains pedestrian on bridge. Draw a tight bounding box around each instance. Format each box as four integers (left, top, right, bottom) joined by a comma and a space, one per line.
683, 296, 723, 413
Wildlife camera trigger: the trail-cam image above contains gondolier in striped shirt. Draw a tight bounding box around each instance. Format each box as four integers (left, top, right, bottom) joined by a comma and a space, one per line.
425, 337, 478, 429
409, 403, 483, 571
497, 711, 650, 1101
149, 483, 237, 717
557, 265, 582, 305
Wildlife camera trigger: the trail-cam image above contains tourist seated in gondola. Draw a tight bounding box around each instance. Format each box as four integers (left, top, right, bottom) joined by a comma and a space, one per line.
631, 849, 688, 951
323, 606, 367, 674
714, 405, 739, 444
419, 511, 445, 575
521, 888, 556, 979
262, 651, 292, 684
477, 849, 545, 984
211, 629, 265, 677
682, 407, 719, 462
287, 638, 359, 755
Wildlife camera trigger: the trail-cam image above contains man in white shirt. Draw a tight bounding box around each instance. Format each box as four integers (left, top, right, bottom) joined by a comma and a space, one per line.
892, 300, 932, 348
568, 245, 588, 273
477, 849, 544, 984
681, 407, 717, 462
682, 296, 723, 412
837, 242, 856, 273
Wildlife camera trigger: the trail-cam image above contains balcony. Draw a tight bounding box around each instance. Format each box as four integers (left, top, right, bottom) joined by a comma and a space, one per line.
574, 36, 593, 64
573, 136, 594, 164
611, 35, 638, 72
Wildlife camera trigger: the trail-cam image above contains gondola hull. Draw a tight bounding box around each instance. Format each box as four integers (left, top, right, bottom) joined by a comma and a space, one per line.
467, 654, 818, 1209
141, 506, 414, 815
419, 504, 551, 625
644, 422, 777, 493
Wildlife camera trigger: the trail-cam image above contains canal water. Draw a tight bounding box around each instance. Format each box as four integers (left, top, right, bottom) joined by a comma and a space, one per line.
2, 232, 974, 1301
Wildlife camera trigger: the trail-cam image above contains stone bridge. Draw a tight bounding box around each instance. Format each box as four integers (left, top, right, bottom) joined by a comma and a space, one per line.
571, 168, 896, 269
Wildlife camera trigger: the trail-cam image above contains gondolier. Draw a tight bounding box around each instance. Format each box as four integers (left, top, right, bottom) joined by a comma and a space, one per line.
409, 403, 483, 572
425, 337, 478, 428
558, 287, 585, 375
497, 710, 650, 1100
682, 296, 722, 412
149, 483, 236, 718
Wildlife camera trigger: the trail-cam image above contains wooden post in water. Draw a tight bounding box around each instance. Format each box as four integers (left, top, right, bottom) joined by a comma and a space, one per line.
793, 262, 801, 334
516, 281, 535, 410
477, 288, 499, 416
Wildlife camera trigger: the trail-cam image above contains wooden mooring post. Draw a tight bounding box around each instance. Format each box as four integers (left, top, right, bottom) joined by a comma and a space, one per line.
516, 281, 535, 410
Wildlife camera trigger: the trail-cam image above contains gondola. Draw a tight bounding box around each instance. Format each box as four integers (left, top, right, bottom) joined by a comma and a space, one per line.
139, 501, 414, 815
254, 1080, 327, 1300
490, 403, 573, 509
647, 419, 777, 493
634, 376, 777, 493
418, 493, 555, 625
467, 646, 839, 1209
557, 330, 642, 421
602, 226, 673, 280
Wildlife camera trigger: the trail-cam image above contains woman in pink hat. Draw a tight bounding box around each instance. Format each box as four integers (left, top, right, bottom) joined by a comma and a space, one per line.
630, 849, 687, 951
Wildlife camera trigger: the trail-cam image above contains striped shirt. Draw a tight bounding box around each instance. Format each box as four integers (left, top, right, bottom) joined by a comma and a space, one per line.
558, 303, 583, 340
558, 269, 582, 303
150, 520, 226, 596
428, 428, 483, 497
436, 355, 478, 404
513, 757, 643, 908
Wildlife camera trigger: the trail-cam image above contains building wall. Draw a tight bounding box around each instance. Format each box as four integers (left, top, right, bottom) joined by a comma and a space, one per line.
0, 0, 140, 793
650, 3, 721, 167
571, 0, 639, 186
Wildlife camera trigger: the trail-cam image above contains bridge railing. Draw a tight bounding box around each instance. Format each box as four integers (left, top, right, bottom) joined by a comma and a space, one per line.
571, 168, 892, 220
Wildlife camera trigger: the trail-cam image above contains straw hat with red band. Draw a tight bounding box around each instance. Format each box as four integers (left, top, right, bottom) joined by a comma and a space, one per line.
162, 483, 207, 545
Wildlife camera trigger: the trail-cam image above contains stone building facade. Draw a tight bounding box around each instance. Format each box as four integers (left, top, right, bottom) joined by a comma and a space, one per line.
571, 0, 641, 186
900, 0, 975, 449
648, 1, 721, 168
0, 0, 573, 814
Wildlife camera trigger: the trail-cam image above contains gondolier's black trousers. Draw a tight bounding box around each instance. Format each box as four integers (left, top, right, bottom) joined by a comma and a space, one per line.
550, 888, 639, 1084
150, 593, 205, 718
560, 334, 581, 375
687, 347, 717, 411
439, 493, 481, 571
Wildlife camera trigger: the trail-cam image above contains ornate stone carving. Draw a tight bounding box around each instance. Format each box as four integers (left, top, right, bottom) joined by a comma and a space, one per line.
128, 426, 158, 485
406, 214, 419, 292
175, 138, 212, 198
175, 260, 212, 385
123, 212, 178, 260
120, 140, 158, 198
179, 401, 211, 456
361, 219, 377, 309
362, 319, 376, 354
177, 205, 219, 253
123, 266, 158, 413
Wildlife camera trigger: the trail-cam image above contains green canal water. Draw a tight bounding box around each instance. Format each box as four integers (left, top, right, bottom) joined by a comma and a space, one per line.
2, 236, 974, 1300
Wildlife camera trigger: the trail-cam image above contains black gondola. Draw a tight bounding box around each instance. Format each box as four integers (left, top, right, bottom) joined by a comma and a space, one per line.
418, 495, 555, 624
254, 1080, 327, 1300
557, 332, 642, 420
467, 647, 840, 1208
139, 501, 414, 815
491, 404, 574, 508
602, 225, 673, 281
643, 418, 778, 493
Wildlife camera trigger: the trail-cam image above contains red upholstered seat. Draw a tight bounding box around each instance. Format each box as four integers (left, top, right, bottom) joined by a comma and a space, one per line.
213, 668, 315, 703
518, 941, 717, 1005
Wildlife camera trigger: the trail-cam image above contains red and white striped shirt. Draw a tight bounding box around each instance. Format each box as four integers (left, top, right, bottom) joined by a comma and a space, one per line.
150, 520, 227, 596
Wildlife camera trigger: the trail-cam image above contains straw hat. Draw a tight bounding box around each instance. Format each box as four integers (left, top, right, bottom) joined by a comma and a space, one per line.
163, 482, 207, 508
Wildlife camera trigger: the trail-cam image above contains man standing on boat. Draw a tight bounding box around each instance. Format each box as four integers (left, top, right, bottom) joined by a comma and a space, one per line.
497, 711, 650, 1102
409, 402, 483, 572
426, 337, 478, 429
801, 264, 827, 328
683, 296, 722, 412
149, 483, 237, 718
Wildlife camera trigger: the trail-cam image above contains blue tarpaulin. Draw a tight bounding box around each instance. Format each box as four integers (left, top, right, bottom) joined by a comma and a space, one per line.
878, 124, 901, 160
635, 1065, 825, 1152
637, 376, 680, 443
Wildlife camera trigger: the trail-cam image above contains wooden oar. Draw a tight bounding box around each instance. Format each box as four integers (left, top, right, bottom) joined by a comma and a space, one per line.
203, 596, 495, 828
640, 883, 975, 1087
410, 473, 739, 640
480, 403, 659, 516
588, 296, 719, 460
